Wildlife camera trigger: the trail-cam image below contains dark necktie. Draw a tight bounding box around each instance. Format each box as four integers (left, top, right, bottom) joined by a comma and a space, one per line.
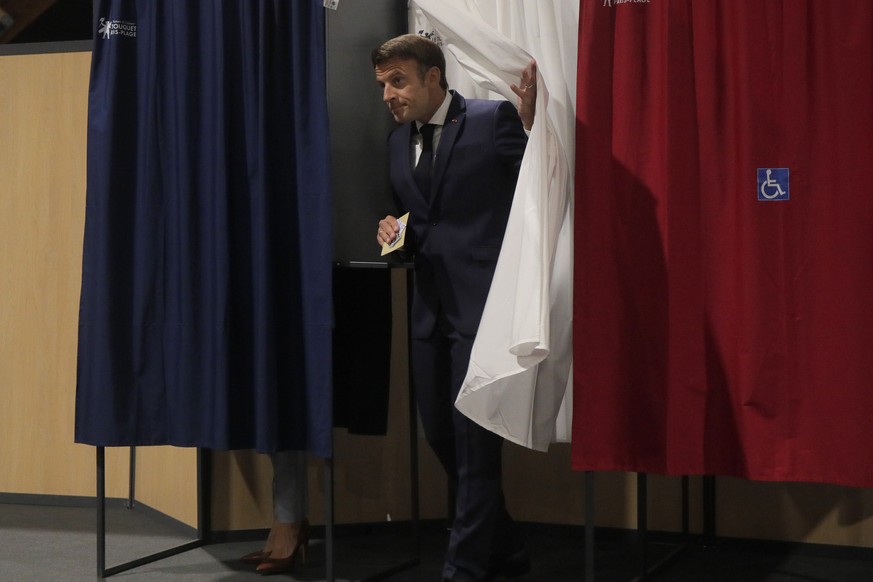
413, 123, 436, 198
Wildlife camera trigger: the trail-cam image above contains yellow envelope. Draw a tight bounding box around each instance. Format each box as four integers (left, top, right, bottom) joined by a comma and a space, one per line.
380, 212, 409, 256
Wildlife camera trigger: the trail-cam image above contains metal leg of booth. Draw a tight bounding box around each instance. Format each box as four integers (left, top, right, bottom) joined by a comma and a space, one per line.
95, 446, 209, 578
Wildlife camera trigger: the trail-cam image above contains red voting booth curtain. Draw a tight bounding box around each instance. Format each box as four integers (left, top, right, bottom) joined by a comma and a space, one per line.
572, 0, 873, 487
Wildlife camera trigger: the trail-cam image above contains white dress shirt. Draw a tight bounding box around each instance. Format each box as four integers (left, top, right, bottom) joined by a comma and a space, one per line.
412, 90, 453, 168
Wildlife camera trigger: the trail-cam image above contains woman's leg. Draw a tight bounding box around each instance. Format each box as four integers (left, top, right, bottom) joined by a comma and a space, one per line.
271, 450, 308, 523
263, 450, 308, 558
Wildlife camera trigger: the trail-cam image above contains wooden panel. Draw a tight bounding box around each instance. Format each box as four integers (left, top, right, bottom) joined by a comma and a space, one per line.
135, 446, 198, 528
718, 478, 873, 547
0, 52, 197, 527
0, 50, 110, 496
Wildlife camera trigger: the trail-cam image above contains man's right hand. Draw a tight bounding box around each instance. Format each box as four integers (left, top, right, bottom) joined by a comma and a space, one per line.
376, 215, 400, 247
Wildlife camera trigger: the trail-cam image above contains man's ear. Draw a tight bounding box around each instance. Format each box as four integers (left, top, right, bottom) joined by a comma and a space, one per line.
425, 65, 441, 88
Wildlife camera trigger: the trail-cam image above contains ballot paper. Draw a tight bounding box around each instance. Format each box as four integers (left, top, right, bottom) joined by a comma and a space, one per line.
380, 212, 409, 256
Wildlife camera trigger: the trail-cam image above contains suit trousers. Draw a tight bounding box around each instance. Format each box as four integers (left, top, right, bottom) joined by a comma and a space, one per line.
270, 450, 308, 523
412, 317, 521, 581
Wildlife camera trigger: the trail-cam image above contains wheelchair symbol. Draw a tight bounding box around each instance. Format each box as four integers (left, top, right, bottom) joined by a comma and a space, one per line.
757, 168, 789, 201
760, 169, 785, 199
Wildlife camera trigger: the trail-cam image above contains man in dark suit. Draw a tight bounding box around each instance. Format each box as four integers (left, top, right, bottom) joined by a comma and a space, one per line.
373, 34, 536, 582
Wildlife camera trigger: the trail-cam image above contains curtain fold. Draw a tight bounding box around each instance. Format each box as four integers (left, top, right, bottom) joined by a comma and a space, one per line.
412, 0, 577, 451
573, 0, 873, 486
76, 0, 332, 457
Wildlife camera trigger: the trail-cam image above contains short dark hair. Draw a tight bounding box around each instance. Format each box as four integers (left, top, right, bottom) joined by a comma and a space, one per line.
371, 33, 448, 90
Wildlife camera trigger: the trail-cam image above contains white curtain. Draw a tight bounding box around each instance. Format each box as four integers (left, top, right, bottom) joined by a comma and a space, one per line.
412, 0, 578, 451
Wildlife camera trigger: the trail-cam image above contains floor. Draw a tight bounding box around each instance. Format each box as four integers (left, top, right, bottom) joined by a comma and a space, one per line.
2, 501, 873, 581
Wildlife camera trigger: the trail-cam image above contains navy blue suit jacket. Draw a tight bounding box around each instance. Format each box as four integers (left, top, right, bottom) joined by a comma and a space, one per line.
388, 91, 527, 339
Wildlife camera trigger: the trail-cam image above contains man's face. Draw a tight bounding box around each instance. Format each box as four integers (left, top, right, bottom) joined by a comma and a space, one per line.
375, 58, 439, 124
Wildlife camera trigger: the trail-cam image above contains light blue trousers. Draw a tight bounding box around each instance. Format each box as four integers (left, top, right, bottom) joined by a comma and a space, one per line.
270, 450, 307, 523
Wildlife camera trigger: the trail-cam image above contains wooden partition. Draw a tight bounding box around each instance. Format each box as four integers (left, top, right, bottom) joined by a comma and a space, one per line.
0, 50, 198, 526
0, 50, 112, 498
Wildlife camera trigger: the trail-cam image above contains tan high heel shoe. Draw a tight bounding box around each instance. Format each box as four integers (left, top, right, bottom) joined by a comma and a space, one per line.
255, 518, 310, 575
239, 549, 271, 565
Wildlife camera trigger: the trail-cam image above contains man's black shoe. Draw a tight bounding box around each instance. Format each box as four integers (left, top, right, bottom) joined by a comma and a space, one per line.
488, 548, 531, 580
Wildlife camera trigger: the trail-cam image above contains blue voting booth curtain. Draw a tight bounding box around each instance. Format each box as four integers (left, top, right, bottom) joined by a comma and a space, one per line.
75, 0, 332, 457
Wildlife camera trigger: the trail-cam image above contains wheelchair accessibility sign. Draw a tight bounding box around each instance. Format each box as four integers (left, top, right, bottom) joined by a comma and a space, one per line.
758, 168, 789, 201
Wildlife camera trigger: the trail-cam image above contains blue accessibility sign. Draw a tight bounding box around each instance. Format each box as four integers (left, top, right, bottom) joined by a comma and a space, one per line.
757, 168, 789, 201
